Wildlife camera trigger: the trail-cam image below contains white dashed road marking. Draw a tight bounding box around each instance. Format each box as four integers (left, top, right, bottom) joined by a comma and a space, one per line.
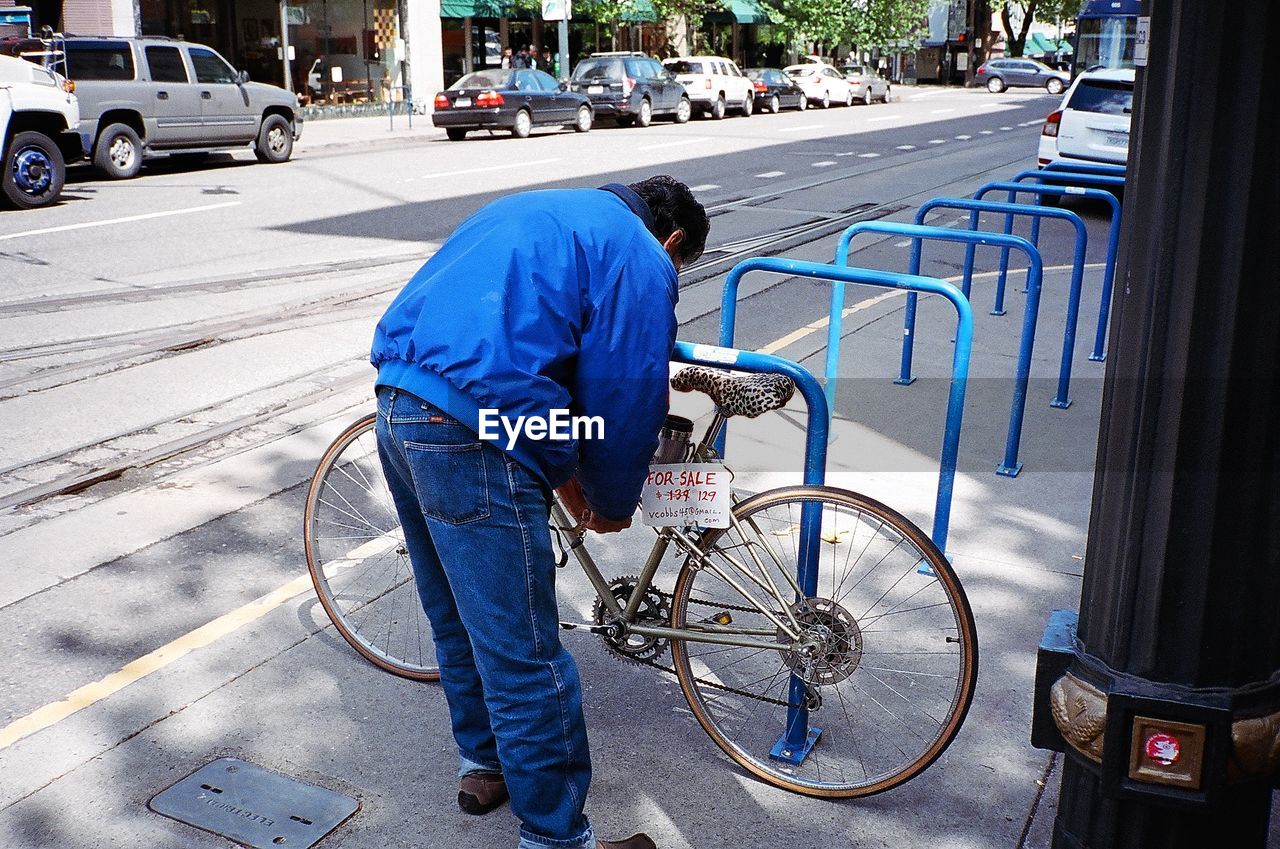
0, 202, 242, 242
928, 139, 946, 145
955, 134, 972, 140
858, 153, 881, 158
756, 171, 786, 178
896, 144, 917, 151
812, 161, 836, 167
980, 130, 995, 135
1001, 126, 1014, 131
690, 184, 721, 192
638, 138, 707, 151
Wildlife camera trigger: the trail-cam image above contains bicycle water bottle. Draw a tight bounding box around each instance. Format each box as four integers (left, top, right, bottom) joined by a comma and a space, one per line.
652, 414, 694, 464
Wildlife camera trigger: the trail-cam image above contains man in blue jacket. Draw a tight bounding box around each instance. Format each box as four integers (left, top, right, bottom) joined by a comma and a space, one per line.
370, 176, 708, 849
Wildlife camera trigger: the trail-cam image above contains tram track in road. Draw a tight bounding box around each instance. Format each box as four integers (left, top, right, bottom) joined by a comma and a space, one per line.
0, 278, 402, 395
0, 364, 370, 512
0, 251, 426, 317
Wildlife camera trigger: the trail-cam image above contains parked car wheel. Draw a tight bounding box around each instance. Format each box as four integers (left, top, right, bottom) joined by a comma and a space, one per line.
573, 105, 592, 133
674, 96, 692, 123
1046, 78, 1065, 95
767, 94, 780, 114
986, 76, 1006, 93
1, 130, 64, 209
94, 123, 143, 179
254, 114, 293, 163
636, 98, 653, 127
511, 109, 532, 138
819, 90, 831, 109
710, 94, 726, 120
882, 84, 892, 103
797, 95, 807, 111
863, 88, 873, 105
739, 94, 753, 117
446, 128, 468, 141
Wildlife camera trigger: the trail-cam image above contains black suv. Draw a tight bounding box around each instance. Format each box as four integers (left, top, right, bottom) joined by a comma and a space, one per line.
568, 53, 690, 127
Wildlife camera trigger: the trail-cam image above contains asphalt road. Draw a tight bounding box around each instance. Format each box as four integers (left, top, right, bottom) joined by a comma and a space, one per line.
11, 85, 1267, 849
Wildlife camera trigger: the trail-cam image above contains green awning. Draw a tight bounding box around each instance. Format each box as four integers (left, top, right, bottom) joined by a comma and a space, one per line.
620, 0, 657, 23
1027, 33, 1073, 54
706, 0, 771, 24
439, 0, 509, 18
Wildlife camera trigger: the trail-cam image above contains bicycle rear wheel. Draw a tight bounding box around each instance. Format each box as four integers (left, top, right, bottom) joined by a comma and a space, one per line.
669, 485, 977, 797
304, 414, 439, 680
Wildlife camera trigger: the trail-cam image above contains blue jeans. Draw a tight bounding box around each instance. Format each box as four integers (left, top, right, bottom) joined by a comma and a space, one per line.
374, 387, 594, 849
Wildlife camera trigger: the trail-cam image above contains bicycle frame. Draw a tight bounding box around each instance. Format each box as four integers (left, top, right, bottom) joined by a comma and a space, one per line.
552, 411, 809, 652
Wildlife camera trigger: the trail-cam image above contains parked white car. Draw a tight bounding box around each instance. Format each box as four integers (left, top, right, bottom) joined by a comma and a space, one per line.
783, 63, 853, 108
661, 55, 754, 119
840, 64, 891, 105
0, 53, 81, 208
1038, 68, 1134, 167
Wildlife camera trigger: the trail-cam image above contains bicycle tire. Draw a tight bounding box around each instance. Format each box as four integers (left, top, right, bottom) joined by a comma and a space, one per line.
304, 414, 439, 681
669, 485, 977, 798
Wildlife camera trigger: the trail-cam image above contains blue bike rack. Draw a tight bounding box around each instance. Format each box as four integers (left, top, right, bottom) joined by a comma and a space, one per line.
1044, 160, 1126, 179
837, 221, 1043, 478
671, 339, 832, 769
717, 256, 973, 553
917, 197, 1089, 409
978, 180, 1123, 362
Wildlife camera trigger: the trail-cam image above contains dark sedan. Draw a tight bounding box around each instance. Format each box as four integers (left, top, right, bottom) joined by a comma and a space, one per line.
745, 68, 807, 113
432, 68, 594, 140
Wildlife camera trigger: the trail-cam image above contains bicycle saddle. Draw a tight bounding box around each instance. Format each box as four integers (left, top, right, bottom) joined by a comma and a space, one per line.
670, 366, 795, 418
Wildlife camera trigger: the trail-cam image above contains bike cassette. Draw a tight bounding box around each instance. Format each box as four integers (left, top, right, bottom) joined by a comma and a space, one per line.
778, 597, 863, 686
591, 576, 671, 665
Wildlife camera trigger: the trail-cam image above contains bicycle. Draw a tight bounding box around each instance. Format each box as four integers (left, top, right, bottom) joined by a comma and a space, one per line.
304, 365, 978, 798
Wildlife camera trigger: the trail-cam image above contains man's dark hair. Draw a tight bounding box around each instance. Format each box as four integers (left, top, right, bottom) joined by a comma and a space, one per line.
629, 176, 710, 266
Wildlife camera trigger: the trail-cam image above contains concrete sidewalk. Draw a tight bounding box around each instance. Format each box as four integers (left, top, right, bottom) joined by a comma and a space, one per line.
295, 113, 445, 154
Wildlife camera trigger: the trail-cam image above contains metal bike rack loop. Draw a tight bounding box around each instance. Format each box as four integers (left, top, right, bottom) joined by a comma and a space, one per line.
717, 255, 974, 553
672, 338, 831, 766
917, 197, 1089, 409
978, 179, 1124, 362
836, 221, 1043, 478
707, 263, 973, 764
1043, 160, 1126, 178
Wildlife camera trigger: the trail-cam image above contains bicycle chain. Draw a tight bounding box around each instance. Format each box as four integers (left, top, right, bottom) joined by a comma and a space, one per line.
598, 586, 806, 709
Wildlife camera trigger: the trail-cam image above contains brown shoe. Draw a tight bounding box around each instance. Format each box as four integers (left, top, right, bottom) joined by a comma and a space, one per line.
597, 835, 657, 849
457, 771, 508, 815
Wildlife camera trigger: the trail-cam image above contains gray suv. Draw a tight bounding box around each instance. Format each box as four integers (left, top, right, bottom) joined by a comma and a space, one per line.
63, 36, 301, 178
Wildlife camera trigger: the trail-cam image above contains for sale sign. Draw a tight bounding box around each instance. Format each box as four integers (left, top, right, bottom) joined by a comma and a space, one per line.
641, 464, 730, 529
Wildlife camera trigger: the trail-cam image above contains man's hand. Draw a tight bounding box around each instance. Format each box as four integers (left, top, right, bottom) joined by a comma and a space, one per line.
554, 478, 632, 535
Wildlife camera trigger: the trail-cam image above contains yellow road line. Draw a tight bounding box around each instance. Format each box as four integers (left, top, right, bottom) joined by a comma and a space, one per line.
0, 574, 313, 750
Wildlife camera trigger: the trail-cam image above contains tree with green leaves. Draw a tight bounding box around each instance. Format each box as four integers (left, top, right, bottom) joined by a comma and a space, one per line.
1000, 0, 1085, 56
762, 0, 928, 59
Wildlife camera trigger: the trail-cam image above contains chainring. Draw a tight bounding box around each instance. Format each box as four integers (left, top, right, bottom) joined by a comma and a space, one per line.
591, 575, 672, 665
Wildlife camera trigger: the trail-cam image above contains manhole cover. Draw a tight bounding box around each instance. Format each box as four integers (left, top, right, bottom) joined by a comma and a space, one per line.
149, 757, 359, 849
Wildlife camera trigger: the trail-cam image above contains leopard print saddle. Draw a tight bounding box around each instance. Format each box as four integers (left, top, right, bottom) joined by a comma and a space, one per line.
670, 366, 795, 419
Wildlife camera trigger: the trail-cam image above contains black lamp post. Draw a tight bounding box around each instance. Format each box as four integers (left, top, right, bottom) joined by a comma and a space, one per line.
1030, 0, 1280, 845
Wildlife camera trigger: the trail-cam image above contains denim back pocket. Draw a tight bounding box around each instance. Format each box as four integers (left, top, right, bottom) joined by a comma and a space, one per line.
404, 441, 491, 525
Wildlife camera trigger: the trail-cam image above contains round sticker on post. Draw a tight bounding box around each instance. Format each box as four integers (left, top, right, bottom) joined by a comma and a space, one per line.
1144, 732, 1180, 766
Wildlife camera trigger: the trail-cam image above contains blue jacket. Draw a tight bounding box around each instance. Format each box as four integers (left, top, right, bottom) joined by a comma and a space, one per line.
371, 186, 678, 520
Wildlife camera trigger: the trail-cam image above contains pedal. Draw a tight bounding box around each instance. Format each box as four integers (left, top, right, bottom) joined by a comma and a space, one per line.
559, 620, 623, 636
700, 611, 733, 626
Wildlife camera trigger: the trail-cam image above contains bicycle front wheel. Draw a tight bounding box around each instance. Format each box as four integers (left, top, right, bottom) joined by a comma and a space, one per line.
304, 414, 439, 681
669, 485, 977, 797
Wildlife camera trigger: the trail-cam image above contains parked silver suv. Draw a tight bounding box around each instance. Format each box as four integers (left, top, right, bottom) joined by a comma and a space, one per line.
63, 36, 301, 178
